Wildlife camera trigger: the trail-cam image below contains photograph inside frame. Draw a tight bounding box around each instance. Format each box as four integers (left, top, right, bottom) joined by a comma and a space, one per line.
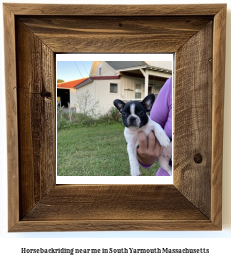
56, 55, 173, 184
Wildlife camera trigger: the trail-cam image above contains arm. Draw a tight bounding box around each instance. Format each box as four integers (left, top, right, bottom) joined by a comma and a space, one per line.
137, 77, 172, 167
150, 77, 172, 138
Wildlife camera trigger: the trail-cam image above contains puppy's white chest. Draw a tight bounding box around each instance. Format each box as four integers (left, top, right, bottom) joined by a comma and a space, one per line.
124, 118, 157, 146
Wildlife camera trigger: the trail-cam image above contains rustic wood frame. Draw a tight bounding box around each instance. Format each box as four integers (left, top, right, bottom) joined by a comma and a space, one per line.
4, 4, 226, 232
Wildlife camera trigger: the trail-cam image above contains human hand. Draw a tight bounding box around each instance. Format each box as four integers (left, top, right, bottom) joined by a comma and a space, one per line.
137, 131, 164, 166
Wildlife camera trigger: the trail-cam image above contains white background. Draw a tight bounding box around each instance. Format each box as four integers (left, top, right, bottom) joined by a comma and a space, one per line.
1, 0, 231, 260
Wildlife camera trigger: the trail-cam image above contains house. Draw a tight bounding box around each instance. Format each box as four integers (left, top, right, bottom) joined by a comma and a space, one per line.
57, 77, 88, 108
74, 61, 172, 113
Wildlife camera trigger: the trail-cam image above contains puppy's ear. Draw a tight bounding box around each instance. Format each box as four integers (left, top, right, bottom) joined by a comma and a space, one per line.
141, 93, 155, 112
113, 99, 125, 113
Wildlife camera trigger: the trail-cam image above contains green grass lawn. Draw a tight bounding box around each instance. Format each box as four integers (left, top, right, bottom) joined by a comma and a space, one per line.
57, 123, 160, 176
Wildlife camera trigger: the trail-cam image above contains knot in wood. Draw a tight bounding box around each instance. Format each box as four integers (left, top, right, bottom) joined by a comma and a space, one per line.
194, 153, 203, 164
40, 90, 52, 99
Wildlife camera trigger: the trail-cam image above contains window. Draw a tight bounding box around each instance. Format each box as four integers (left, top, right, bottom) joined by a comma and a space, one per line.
135, 84, 142, 99
110, 83, 118, 93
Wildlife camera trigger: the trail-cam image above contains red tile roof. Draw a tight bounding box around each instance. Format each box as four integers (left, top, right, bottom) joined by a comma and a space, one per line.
57, 77, 88, 88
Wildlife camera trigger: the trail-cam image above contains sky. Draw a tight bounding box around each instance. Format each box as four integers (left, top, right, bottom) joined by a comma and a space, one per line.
57, 61, 93, 82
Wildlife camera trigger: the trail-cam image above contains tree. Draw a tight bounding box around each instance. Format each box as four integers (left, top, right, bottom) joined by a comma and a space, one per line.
76, 90, 100, 118
57, 79, 65, 83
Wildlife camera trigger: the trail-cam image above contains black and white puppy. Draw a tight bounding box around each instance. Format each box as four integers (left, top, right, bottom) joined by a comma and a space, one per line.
114, 94, 172, 176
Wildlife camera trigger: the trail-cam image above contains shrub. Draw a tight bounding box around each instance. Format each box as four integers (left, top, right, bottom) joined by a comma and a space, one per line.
57, 118, 71, 130
57, 105, 122, 130
106, 106, 121, 122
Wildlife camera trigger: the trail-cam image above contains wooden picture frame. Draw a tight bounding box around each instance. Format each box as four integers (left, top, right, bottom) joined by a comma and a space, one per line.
4, 3, 226, 232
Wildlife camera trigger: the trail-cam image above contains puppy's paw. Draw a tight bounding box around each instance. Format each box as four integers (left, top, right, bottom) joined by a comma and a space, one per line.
156, 132, 170, 147
131, 168, 141, 176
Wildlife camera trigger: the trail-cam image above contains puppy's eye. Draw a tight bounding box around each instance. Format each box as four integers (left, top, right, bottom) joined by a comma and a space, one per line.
122, 112, 126, 116
139, 111, 144, 116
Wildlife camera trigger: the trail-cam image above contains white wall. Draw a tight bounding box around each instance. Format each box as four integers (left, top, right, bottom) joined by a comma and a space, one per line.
69, 88, 76, 108
93, 77, 145, 112
94, 79, 121, 112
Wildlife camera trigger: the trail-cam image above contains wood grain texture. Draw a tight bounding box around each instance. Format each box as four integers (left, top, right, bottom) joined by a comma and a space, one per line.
4, 3, 226, 232
3, 3, 225, 16
22, 185, 207, 221
211, 5, 226, 228
3, 4, 19, 231
11, 220, 218, 232
174, 22, 213, 218
18, 16, 213, 53
16, 19, 56, 219
11, 185, 217, 232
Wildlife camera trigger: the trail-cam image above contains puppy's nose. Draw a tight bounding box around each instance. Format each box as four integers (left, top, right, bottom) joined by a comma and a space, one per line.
129, 116, 136, 122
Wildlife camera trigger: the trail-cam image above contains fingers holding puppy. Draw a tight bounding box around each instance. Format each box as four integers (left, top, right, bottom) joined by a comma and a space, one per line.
137, 131, 163, 166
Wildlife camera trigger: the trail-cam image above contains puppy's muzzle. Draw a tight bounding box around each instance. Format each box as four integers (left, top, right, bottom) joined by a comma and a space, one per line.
129, 116, 137, 123
128, 116, 139, 127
